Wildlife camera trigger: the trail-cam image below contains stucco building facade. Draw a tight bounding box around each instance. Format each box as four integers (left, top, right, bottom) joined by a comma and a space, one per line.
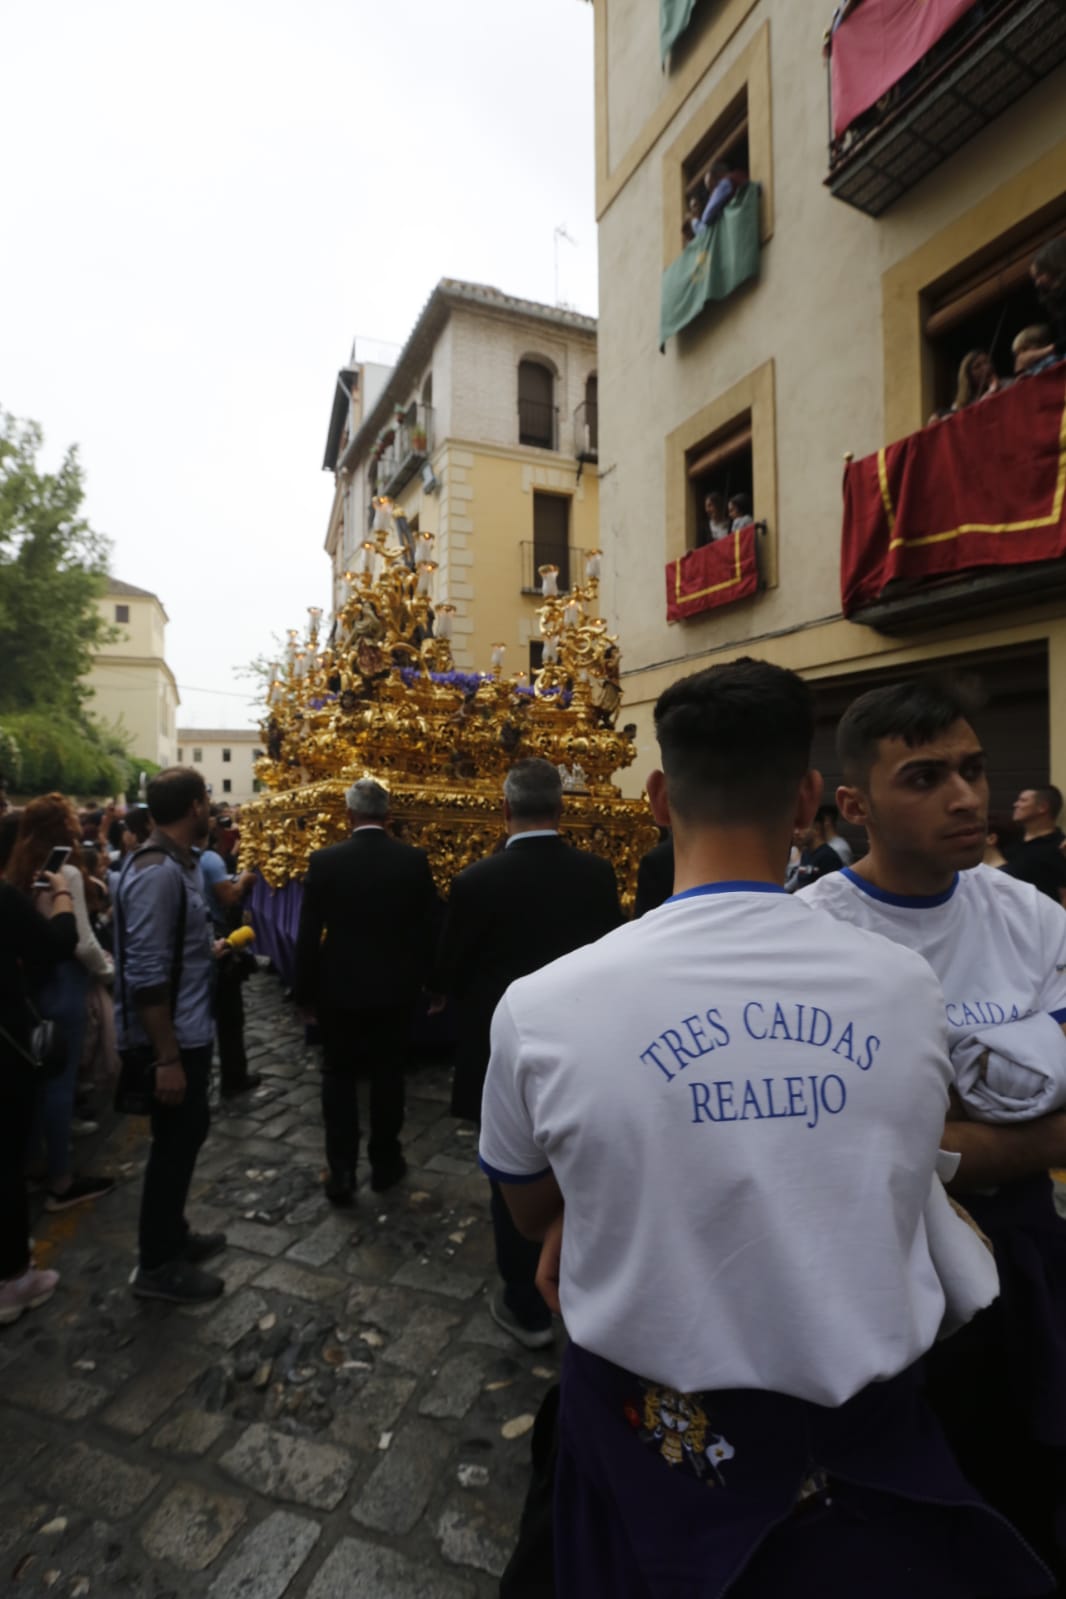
591, 0, 1066, 805
86, 579, 180, 768
176, 728, 263, 804
324, 282, 600, 678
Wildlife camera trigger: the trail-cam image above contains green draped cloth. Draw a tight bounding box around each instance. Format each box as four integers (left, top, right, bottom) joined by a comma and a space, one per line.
660, 0, 698, 63
660, 183, 761, 347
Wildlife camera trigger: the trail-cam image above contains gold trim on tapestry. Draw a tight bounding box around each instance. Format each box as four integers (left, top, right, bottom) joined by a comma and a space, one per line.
674, 530, 744, 601
882, 393, 1066, 551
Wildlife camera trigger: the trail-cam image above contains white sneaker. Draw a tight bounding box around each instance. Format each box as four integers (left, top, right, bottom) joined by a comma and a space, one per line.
0, 1268, 59, 1326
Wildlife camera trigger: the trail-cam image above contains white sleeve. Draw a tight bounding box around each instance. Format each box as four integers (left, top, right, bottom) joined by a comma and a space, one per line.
65, 865, 113, 980
478, 994, 551, 1184
1035, 891, 1066, 1021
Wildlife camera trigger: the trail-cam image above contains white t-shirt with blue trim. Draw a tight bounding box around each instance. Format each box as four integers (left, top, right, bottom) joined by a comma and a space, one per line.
479, 883, 994, 1401
800, 864, 1066, 1041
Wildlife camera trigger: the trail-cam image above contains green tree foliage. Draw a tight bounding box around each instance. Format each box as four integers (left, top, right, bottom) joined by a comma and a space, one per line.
0, 407, 136, 797
0, 408, 113, 716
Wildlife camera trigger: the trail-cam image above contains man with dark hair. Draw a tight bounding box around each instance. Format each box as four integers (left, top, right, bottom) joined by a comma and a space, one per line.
481, 661, 1043, 1598
115, 766, 226, 1304
802, 676, 1066, 1584
634, 832, 674, 916
431, 757, 622, 1348
1031, 236, 1066, 356
816, 801, 853, 866
1005, 784, 1066, 905
293, 778, 439, 1205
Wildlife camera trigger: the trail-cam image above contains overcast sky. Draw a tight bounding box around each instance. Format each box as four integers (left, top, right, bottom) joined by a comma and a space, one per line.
1, 0, 598, 731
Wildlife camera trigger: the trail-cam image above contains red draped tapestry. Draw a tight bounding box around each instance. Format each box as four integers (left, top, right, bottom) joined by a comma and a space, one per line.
830, 0, 978, 138
841, 364, 1066, 617
666, 525, 759, 622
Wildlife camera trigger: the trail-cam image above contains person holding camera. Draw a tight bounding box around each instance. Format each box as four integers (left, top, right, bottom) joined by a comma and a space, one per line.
114, 767, 226, 1305
0, 869, 76, 1323
199, 837, 259, 1099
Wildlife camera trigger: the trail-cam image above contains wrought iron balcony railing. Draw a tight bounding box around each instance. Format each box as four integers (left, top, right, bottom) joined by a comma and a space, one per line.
826, 0, 1066, 217
519, 542, 589, 595
518, 398, 559, 452
574, 400, 599, 462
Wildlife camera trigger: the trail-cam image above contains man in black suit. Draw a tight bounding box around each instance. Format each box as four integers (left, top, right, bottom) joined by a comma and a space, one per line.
431, 758, 623, 1347
634, 833, 673, 916
293, 778, 439, 1205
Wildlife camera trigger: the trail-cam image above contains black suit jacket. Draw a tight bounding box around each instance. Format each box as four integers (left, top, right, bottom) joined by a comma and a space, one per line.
433, 834, 624, 1120
293, 829, 440, 1013
634, 838, 674, 917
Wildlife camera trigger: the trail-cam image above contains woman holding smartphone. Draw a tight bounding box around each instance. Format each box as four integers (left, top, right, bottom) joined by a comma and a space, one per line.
0, 866, 77, 1321
5, 795, 116, 1210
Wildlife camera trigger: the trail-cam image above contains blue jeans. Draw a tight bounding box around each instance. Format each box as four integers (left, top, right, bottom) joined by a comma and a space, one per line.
33, 961, 90, 1184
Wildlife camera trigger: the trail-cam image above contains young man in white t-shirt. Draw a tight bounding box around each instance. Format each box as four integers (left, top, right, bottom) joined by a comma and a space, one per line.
481, 660, 1047, 1599
802, 676, 1066, 1587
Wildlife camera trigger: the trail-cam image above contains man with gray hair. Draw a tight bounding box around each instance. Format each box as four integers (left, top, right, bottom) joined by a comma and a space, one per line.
431, 757, 622, 1346
293, 777, 439, 1204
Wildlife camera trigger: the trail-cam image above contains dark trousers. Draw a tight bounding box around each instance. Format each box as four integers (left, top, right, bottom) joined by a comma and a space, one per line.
0, 1066, 35, 1280
215, 959, 248, 1090
138, 1045, 211, 1271
490, 1180, 551, 1330
318, 1007, 408, 1177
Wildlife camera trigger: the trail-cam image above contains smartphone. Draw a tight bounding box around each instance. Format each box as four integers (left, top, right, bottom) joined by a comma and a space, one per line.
34, 845, 72, 889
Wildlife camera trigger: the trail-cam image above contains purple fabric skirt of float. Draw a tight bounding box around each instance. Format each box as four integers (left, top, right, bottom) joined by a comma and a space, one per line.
249, 875, 304, 988
553, 1342, 1053, 1599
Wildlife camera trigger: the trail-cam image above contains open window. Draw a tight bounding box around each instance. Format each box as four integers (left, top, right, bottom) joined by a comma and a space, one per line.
681, 91, 749, 242
686, 418, 753, 549
518, 360, 557, 451
923, 210, 1066, 415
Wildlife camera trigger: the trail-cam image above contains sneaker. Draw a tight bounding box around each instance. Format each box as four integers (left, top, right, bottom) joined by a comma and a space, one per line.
131, 1261, 224, 1304
181, 1231, 227, 1265
44, 1175, 116, 1212
370, 1156, 408, 1194
70, 1117, 99, 1139
489, 1286, 554, 1350
0, 1268, 59, 1326
220, 1071, 262, 1100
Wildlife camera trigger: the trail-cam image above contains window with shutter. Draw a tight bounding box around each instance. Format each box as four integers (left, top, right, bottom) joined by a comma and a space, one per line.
533, 492, 571, 591
518, 361, 557, 450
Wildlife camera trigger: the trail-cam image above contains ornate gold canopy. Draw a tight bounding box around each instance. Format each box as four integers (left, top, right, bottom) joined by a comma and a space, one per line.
239, 500, 657, 905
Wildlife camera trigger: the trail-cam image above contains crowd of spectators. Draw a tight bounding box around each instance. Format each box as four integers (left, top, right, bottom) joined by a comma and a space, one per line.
680, 158, 750, 246
700, 490, 755, 546
0, 779, 255, 1322
927, 238, 1066, 426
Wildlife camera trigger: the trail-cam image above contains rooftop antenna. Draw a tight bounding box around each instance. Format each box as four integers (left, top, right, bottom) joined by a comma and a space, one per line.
554, 224, 577, 307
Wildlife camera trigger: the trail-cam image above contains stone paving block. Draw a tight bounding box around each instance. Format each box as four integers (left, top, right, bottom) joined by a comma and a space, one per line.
0, 1412, 50, 1488
381, 1304, 463, 1369
13, 1369, 108, 1421
283, 1213, 352, 1268
437, 1500, 517, 1578
426, 1152, 477, 1177
219, 1422, 355, 1510
0, 1500, 49, 1556
419, 1349, 489, 1420
459, 1308, 525, 1352
207, 1509, 322, 1599
307, 1536, 475, 1599
253, 1262, 346, 1303
101, 1349, 210, 1436
204, 1289, 271, 1348
222, 1218, 298, 1257
36, 1440, 160, 1519
390, 1257, 485, 1300
351, 1419, 454, 1535
328, 1374, 417, 1452
140, 1480, 247, 1571
152, 1408, 230, 1457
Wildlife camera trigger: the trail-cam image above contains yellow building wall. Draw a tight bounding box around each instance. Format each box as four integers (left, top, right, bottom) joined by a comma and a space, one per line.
86, 591, 179, 765
590, 0, 1066, 795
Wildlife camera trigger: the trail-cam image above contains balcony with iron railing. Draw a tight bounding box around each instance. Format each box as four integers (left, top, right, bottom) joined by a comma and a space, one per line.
826, 0, 1066, 218
519, 542, 588, 595
518, 397, 559, 452
375, 403, 434, 499
841, 361, 1066, 630
574, 400, 598, 462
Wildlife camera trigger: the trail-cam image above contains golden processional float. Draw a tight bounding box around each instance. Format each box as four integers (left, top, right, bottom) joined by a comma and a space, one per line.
240, 498, 657, 976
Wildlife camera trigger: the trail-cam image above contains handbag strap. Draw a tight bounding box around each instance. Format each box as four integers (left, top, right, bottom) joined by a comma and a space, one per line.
0, 1018, 38, 1069
114, 846, 189, 1037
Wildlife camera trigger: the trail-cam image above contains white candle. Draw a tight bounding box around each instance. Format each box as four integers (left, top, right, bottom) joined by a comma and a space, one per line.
564, 600, 580, 627
539, 564, 559, 598
542, 635, 559, 663
435, 604, 454, 640
491, 643, 506, 670
586, 549, 602, 581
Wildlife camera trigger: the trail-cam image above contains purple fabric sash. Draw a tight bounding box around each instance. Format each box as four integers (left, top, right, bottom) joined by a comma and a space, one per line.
249, 875, 304, 988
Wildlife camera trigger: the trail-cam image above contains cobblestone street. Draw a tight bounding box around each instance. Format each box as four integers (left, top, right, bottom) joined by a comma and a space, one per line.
0, 974, 549, 1597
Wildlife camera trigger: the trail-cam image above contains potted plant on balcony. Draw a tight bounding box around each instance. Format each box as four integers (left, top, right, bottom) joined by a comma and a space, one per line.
410, 423, 427, 453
